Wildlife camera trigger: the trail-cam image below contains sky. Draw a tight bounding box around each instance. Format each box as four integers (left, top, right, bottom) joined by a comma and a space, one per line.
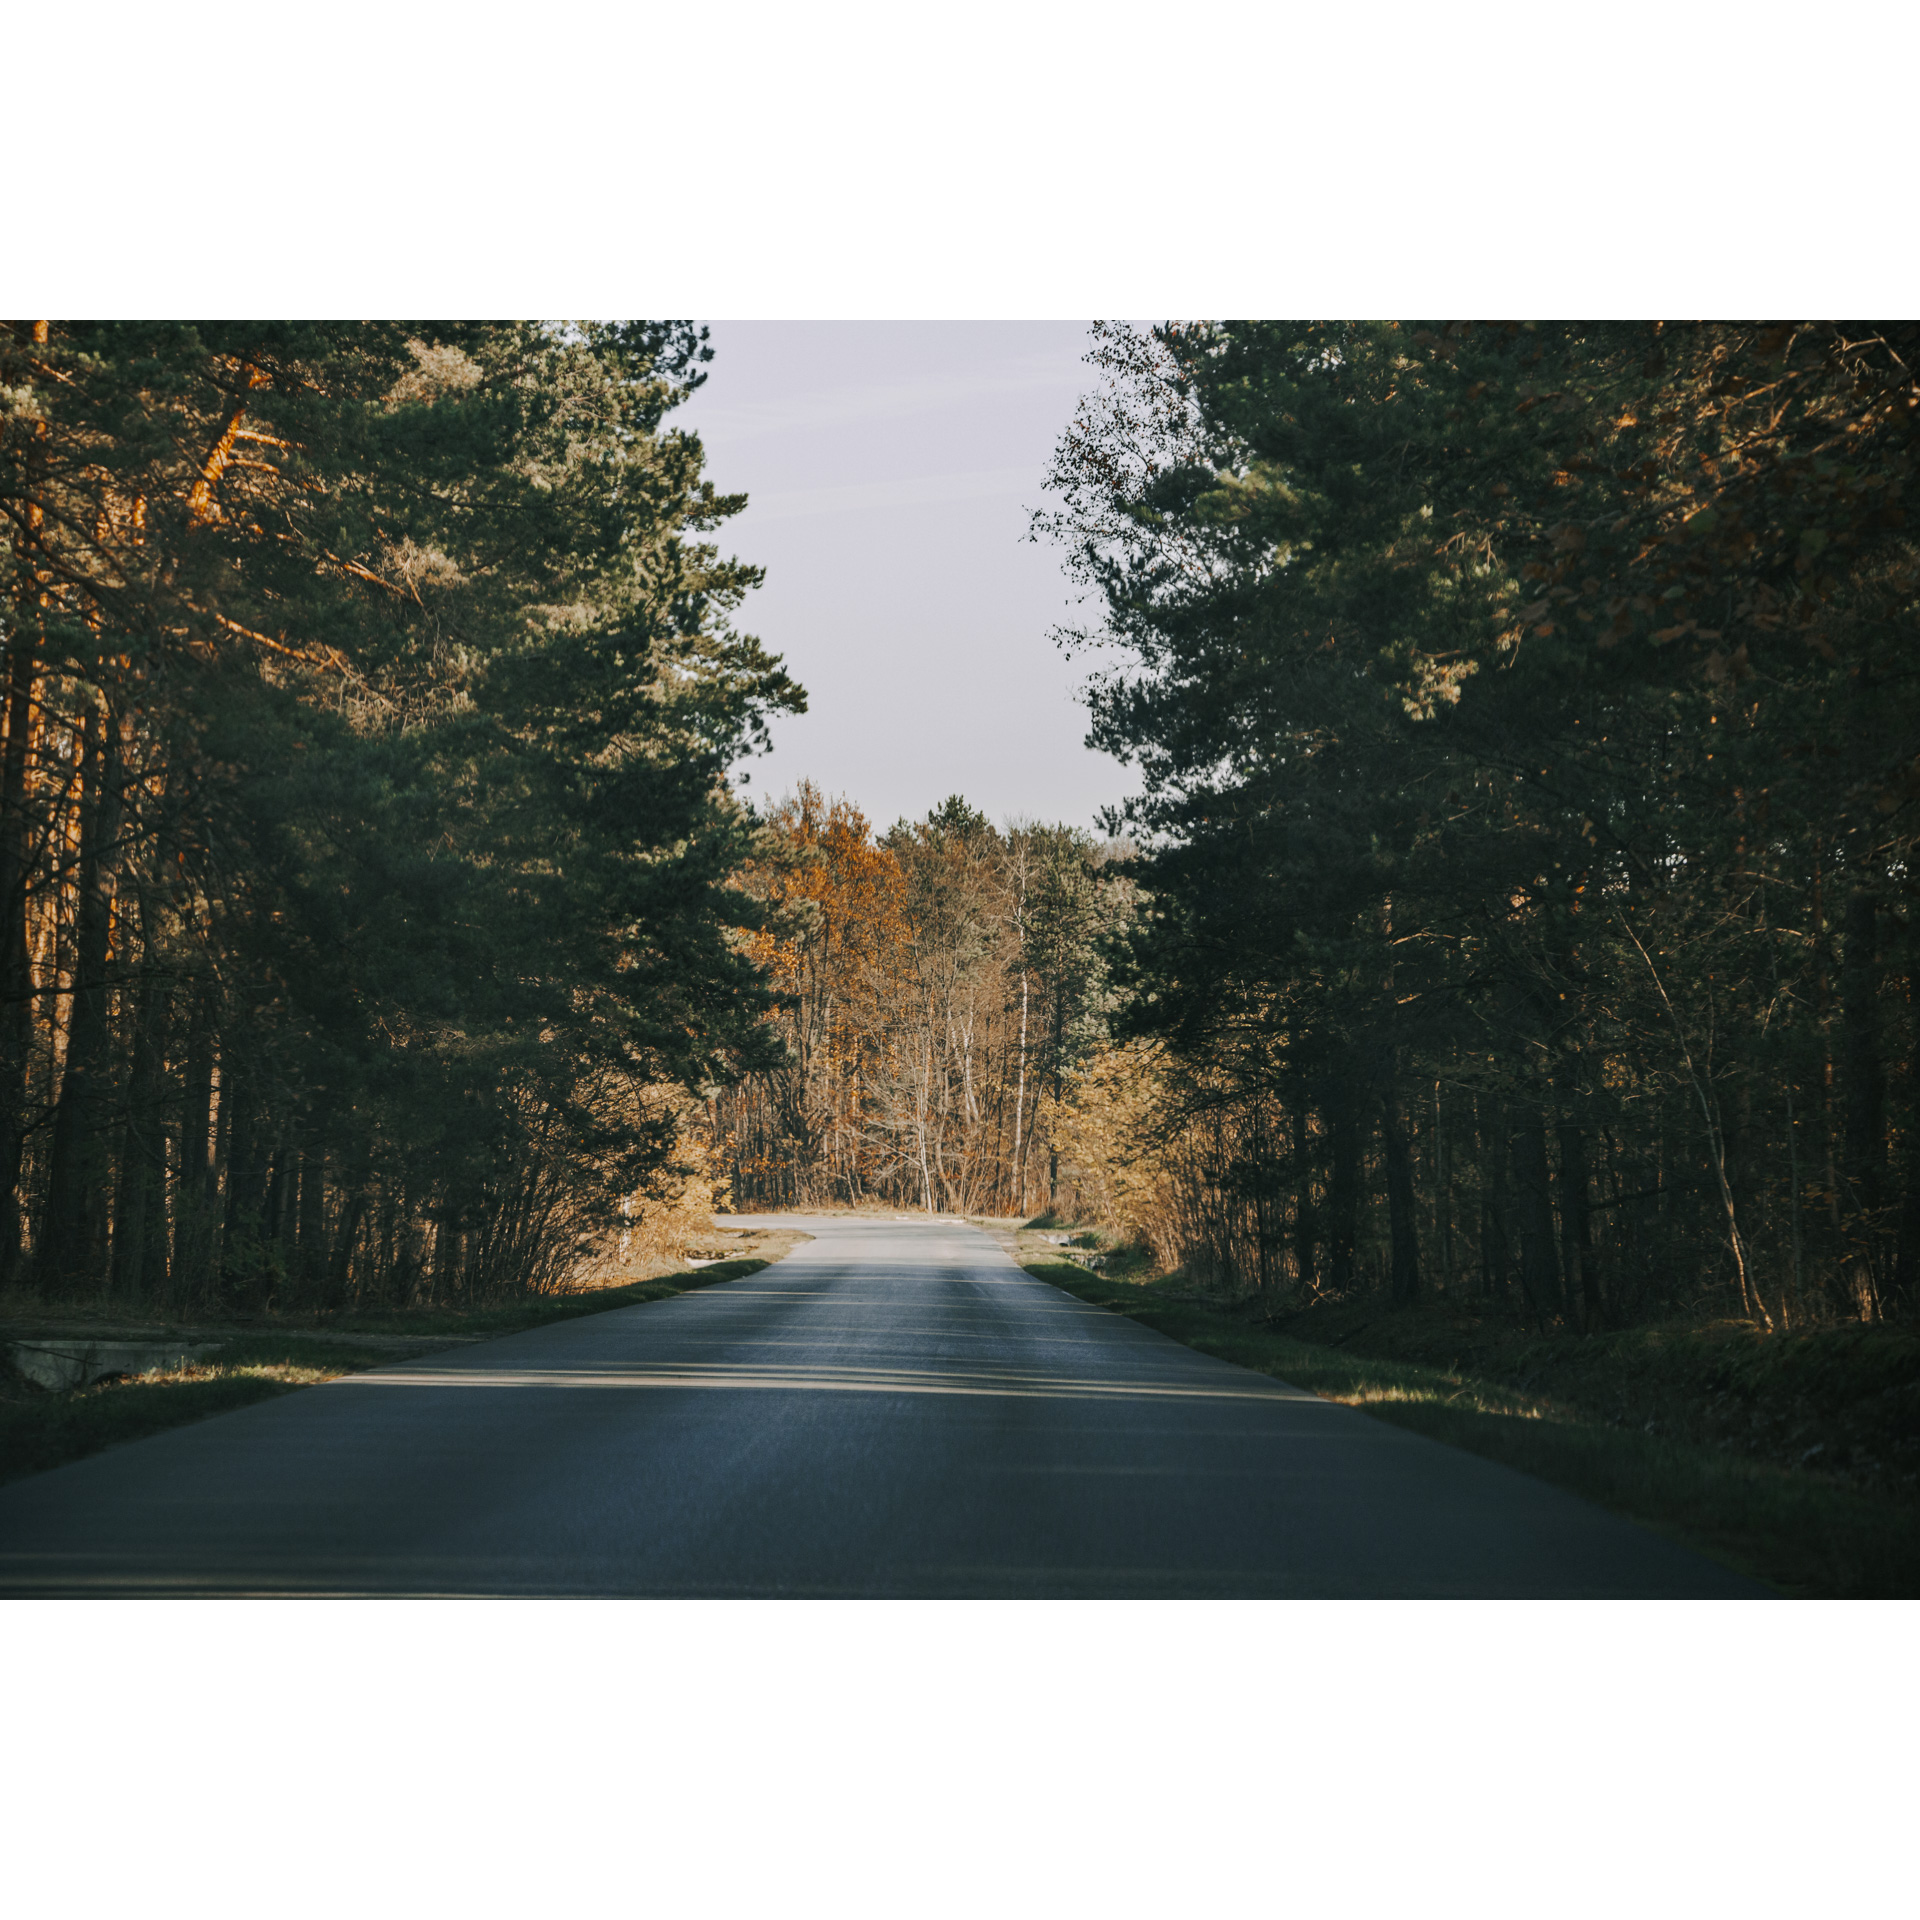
676, 322, 1139, 837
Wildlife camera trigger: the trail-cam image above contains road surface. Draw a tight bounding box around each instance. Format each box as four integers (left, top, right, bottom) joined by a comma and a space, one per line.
0, 1215, 1765, 1596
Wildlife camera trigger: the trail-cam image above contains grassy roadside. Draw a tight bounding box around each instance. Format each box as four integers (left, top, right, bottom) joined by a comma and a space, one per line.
1020, 1255, 1920, 1598
0, 1246, 796, 1490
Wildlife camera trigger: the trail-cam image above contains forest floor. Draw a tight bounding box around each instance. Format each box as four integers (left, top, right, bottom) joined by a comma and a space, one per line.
989, 1221, 1920, 1598
0, 1226, 807, 1488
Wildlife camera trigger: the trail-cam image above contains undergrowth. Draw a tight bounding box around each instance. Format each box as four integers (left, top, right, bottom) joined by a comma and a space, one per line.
1021, 1255, 1920, 1599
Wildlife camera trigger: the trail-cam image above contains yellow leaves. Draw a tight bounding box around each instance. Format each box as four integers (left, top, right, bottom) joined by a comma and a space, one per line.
614, 1083, 731, 1269
1401, 652, 1480, 721
1044, 1040, 1171, 1241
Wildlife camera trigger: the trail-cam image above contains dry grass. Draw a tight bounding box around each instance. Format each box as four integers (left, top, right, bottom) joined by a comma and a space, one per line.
575, 1226, 809, 1292
0, 1342, 381, 1486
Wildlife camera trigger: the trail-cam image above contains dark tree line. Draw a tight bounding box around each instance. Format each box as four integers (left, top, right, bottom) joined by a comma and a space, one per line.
2, 322, 801, 1313
1037, 321, 1920, 1329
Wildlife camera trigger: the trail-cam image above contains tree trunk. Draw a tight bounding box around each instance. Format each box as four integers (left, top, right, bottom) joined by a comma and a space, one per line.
1327, 1076, 1360, 1293
221, 1058, 274, 1304
1556, 1107, 1598, 1332
1013, 962, 1029, 1217
1890, 917, 1920, 1315
111, 930, 171, 1302
325, 1186, 367, 1311
1512, 1103, 1562, 1327
1291, 1100, 1315, 1293
0, 628, 37, 1285
1840, 888, 1887, 1310
1, 324, 49, 1286
1553, 1043, 1601, 1332
172, 987, 217, 1305
38, 701, 119, 1294
1381, 1074, 1420, 1305
1479, 1097, 1510, 1303
296, 1133, 329, 1307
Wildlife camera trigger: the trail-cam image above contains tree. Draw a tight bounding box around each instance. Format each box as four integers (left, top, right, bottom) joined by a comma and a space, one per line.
0, 320, 802, 1308
711, 791, 1132, 1215
1036, 320, 1920, 1326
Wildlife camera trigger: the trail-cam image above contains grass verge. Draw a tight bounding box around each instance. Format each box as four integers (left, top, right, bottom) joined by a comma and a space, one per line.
303, 1251, 785, 1340
1021, 1256, 1920, 1598
0, 1252, 785, 1490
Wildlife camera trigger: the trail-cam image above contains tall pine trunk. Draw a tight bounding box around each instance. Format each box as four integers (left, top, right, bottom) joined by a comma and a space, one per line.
1556, 1108, 1597, 1332
296, 1132, 329, 1308
1291, 1100, 1316, 1293
1840, 888, 1886, 1312
0, 632, 37, 1283
0, 329, 48, 1283
1892, 918, 1920, 1313
1327, 1076, 1360, 1293
1512, 1102, 1562, 1328
171, 986, 217, 1306
220, 1056, 274, 1305
1380, 1072, 1420, 1305
39, 700, 119, 1294
111, 906, 171, 1302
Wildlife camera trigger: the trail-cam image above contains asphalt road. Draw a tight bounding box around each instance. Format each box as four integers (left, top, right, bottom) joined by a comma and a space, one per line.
0, 1215, 1765, 1596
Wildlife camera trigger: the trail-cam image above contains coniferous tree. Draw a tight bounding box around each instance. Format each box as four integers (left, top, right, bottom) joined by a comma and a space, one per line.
0, 321, 802, 1308
1035, 320, 1920, 1325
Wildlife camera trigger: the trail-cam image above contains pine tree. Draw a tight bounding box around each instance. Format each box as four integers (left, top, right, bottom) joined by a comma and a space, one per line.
0, 321, 803, 1308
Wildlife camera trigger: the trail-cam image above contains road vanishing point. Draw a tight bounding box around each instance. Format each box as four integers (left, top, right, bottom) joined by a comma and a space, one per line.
0, 1215, 1764, 1597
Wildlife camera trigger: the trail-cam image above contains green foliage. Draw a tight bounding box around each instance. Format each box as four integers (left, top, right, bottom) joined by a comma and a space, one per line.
1039, 321, 1920, 1328
2, 322, 803, 1310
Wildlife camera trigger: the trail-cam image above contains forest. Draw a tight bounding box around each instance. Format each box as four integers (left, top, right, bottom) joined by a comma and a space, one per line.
6, 320, 1918, 1341
1, 322, 800, 1314
718, 322, 1920, 1338
709, 785, 1130, 1217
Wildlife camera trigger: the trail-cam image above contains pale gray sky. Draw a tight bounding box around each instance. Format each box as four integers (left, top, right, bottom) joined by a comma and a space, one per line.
678, 321, 1138, 835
